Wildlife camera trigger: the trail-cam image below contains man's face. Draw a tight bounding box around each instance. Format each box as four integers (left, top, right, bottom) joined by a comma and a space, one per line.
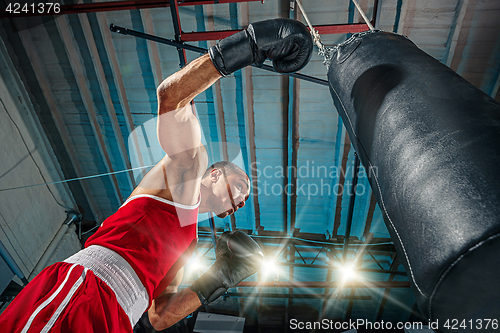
210, 169, 251, 218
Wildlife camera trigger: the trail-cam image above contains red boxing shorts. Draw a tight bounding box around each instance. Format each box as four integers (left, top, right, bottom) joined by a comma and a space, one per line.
0, 246, 149, 333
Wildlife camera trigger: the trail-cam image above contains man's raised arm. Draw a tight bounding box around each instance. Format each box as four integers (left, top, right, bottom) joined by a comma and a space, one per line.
156, 54, 220, 161
156, 18, 313, 160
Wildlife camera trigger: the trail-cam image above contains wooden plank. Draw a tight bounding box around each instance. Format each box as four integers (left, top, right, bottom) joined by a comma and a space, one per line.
141, 9, 163, 87
445, 0, 470, 67
96, 11, 148, 181
79, 13, 136, 190
205, 4, 236, 230
56, 15, 123, 205
240, 2, 260, 232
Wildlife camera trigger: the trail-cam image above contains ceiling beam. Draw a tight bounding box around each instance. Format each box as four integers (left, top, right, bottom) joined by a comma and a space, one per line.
289, 43, 301, 232
243, 67, 260, 232
234, 0, 251, 282
56, 15, 124, 205
140, 9, 163, 87
363, 192, 377, 237
324, 115, 344, 266
168, 0, 187, 68
277, 262, 407, 276
226, 293, 371, 300
240, 3, 261, 233
376, 254, 400, 321
281, 78, 290, 234
79, 14, 136, 191
341, 153, 360, 263
444, 0, 470, 68
236, 280, 410, 288
206, 6, 228, 165
320, 249, 334, 320
288, 244, 296, 318
204, 4, 236, 231
197, 233, 396, 252
282, 0, 293, 313
373, 0, 381, 29
96, 13, 148, 181
13, 19, 103, 221
332, 132, 352, 236
397, 0, 416, 36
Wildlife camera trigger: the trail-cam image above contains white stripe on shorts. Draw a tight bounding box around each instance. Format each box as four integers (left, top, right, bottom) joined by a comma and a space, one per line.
41, 267, 88, 333
21, 264, 79, 333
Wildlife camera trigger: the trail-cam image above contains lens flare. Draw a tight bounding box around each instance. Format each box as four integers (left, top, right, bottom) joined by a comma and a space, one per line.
188, 256, 206, 273
340, 264, 357, 281
260, 258, 281, 280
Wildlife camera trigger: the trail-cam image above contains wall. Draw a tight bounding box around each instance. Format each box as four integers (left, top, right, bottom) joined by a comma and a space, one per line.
0, 38, 82, 288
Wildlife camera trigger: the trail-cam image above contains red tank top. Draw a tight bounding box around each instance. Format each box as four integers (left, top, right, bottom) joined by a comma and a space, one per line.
85, 195, 198, 303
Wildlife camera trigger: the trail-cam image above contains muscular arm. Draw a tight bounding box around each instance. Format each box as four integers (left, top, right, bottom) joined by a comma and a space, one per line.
148, 268, 202, 330
157, 53, 221, 112
148, 288, 201, 330
131, 54, 220, 201
156, 54, 221, 160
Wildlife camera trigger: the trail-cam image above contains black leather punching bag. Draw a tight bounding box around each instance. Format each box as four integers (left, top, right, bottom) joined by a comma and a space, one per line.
327, 31, 500, 331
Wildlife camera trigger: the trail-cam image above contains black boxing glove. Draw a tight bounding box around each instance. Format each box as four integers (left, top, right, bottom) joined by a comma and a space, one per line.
209, 18, 313, 76
189, 231, 264, 305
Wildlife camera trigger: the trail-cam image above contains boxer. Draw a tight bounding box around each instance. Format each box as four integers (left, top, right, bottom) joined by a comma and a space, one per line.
0, 18, 313, 332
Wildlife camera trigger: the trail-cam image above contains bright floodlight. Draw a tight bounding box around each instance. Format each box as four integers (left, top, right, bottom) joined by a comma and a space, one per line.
340, 264, 357, 281
261, 258, 279, 279
261, 258, 276, 272
188, 256, 205, 272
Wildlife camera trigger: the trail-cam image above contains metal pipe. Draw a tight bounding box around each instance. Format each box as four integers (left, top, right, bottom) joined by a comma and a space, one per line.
168, 0, 187, 68
342, 153, 360, 263
290, 72, 300, 232
225, 292, 371, 300
376, 254, 401, 321
276, 262, 407, 276
281, 75, 290, 234
0, 241, 28, 286
28, 211, 82, 280
109, 24, 329, 87
197, 233, 396, 253
350, 0, 375, 30
236, 281, 411, 288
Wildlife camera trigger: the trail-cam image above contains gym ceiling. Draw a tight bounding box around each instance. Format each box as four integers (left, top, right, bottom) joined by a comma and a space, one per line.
1, 0, 499, 330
